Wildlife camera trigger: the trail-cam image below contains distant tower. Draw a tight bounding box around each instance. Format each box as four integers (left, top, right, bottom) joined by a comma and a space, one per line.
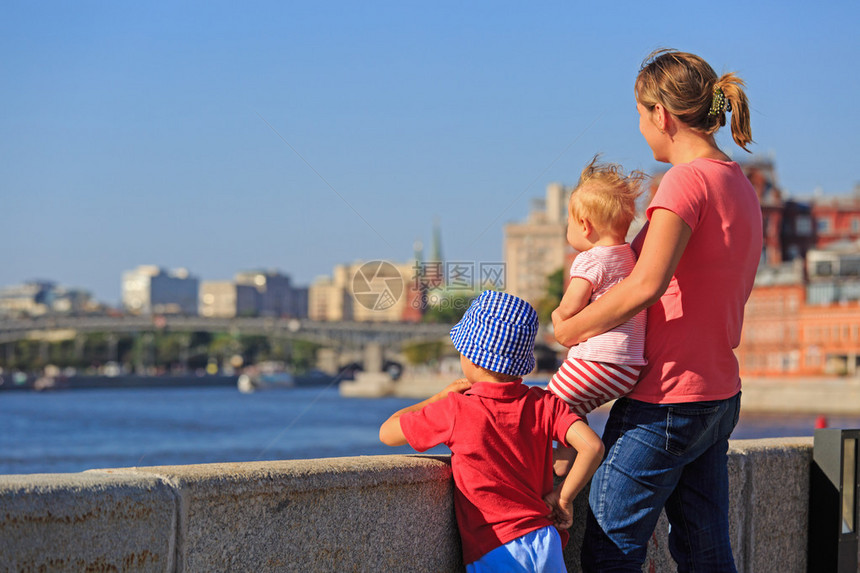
430, 217, 444, 264
413, 240, 424, 266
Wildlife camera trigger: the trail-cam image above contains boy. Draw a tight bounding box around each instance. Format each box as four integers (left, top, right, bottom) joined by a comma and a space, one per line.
548, 157, 647, 474
379, 290, 604, 571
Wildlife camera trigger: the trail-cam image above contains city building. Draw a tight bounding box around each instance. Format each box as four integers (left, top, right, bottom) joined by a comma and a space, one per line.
308, 270, 351, 322
235, 270, 308, 318
308, 260, 422, 323
503, 183, 571, 308
0, 281, 98, 317
737, 241, 860, 377
121, 266, 199, 315
811, 186, 860, 248
735, 262, 805, 375
199, 281, 258, 318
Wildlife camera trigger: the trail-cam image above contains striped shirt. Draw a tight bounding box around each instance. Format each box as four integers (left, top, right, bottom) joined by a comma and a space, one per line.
566, 244, 646, 366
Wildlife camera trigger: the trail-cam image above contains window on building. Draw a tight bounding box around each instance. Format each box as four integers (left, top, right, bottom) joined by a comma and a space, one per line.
795, 216, 813, 236
853, 217, 860, 233
842, 257, 860, 276
817, 217, 831, 233
806, 346, 822, 368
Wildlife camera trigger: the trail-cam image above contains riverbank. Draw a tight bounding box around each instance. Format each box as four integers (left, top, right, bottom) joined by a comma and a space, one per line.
391, 373, 860, 415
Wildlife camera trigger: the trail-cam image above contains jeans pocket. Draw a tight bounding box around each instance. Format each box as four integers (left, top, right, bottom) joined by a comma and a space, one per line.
665, 403, 722, 456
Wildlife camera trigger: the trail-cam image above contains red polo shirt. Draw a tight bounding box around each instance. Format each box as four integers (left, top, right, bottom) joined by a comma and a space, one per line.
400, 380, 582, 565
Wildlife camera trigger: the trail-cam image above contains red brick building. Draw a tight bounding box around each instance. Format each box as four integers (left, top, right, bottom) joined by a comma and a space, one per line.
737, 263, 860, 377
811, 192, 860, 247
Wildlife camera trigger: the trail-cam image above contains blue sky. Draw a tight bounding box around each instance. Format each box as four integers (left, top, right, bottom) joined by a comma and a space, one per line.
3, 1, 858, 305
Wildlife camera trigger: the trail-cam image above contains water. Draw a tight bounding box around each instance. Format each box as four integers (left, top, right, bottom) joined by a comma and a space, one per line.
2, 385, 860, 475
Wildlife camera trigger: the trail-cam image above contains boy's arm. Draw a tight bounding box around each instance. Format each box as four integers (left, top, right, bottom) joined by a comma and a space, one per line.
378, 378, 472, 446
546, 420, 605, 529
552, 278, 592, 344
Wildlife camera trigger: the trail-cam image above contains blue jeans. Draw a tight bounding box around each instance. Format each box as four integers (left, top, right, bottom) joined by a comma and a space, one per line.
581, 393, 741, 572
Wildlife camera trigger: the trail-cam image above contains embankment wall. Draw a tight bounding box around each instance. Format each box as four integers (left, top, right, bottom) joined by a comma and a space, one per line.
0, 437, 848, 572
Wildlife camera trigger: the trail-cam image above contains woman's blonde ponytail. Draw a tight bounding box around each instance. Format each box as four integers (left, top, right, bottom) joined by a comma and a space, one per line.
715, 73, 753, 151
636, 50, 753, 152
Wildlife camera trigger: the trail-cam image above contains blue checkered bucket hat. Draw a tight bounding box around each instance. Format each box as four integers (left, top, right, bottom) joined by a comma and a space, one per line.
450, 290, 538, 377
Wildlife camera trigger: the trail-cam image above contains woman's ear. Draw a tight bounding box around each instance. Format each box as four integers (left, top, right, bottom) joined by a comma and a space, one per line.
652, 103, 668, 133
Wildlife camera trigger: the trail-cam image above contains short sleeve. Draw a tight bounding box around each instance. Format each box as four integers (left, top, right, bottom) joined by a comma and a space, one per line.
569, 251, 605, 290
538, 388, 585, 446
400, 396, 456, 452
647, 163, 706, 232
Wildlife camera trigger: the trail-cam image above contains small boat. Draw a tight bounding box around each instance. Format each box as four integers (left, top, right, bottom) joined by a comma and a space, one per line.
238, 371, 295, 393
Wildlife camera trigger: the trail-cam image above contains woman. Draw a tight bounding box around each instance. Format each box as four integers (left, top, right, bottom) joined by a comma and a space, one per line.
553, 49, 762, 571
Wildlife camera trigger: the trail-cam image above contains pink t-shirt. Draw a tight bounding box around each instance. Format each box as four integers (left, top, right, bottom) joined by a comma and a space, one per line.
567, 244, 647, 366
629, 158, 762, 403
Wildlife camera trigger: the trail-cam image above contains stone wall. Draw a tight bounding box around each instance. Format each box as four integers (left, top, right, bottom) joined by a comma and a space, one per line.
0, 437, 843, 572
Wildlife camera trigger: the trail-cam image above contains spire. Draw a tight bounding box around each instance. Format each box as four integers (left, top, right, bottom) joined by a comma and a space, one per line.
430, 216, 443, 264
413, 239, 424, 265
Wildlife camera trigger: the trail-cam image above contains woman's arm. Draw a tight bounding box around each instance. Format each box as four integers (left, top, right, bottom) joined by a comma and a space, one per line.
553, 208, 693, 346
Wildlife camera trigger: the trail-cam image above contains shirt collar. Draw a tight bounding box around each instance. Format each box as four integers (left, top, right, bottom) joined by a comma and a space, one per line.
465, 380, 528, 399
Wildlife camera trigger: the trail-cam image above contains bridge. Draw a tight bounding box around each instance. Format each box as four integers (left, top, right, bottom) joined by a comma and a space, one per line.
0, 315, 455, 348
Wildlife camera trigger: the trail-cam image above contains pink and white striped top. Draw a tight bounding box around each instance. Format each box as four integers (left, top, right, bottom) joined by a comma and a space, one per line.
566, 244, 647, 366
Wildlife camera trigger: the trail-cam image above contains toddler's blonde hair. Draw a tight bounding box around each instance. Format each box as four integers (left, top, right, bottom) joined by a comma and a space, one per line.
570, 156, 645, 238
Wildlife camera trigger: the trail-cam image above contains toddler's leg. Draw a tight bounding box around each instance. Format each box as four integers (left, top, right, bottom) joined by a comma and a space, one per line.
547, 358, 641, 416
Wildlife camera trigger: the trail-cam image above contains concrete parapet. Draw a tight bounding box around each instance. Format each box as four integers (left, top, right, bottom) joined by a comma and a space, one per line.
111, 456, 459, 572
0, 471, 176, 572
0, 438, 845, 572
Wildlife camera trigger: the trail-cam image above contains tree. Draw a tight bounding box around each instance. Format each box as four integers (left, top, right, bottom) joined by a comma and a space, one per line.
402, 340, 449, 366
535, 267, 565, 326
422, 293, 475, 324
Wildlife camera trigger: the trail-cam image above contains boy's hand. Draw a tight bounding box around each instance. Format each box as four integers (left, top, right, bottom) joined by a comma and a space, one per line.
443, 378, 472, 396
379, 377, 472, 447
543, 487, 574, 530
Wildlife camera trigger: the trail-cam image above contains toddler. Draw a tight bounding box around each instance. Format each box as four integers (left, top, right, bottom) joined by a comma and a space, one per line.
549, 157, 647, 472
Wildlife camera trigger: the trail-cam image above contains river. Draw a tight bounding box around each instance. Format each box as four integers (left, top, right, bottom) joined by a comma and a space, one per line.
2, 385, 859, 475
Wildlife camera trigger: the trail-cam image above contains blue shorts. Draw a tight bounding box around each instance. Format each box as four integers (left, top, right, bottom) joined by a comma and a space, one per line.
467, 525, 566, 572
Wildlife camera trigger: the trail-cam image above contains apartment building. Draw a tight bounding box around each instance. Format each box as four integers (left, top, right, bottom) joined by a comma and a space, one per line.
308, 260, 422, 323
121, 266, 199, 315
503, 183, 571, 308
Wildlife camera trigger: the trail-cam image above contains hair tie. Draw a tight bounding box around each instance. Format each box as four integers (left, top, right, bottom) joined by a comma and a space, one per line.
709, 86, 730, 116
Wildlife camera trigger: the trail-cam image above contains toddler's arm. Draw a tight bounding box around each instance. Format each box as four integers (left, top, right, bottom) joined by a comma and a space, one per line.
552, 277, 592, 346
379, 378, 472, 446
545, 420, 604, 529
